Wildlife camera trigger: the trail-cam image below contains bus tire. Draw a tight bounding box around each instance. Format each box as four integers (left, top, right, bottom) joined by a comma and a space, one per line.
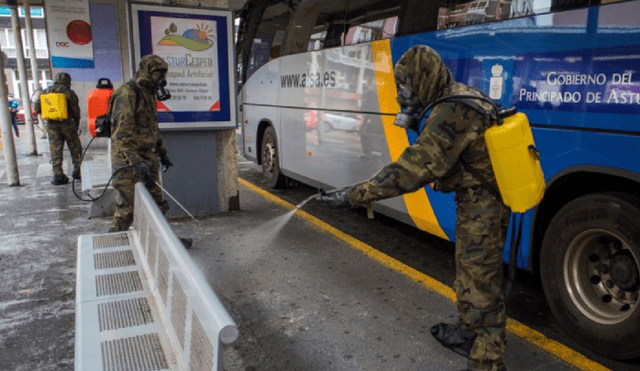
261, 126, 287, 189
540, 193, 640, 360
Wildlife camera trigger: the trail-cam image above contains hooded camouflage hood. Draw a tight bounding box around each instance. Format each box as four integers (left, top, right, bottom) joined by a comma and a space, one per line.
54, 72, 72, 87
394, 45, 453, 107
134, 54, 168, 88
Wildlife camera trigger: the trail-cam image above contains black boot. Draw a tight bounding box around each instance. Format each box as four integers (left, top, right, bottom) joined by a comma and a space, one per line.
430, 322, 477, 358
72, 168, 81, 180
180, 238, 193, 249
51, 174, 69, 185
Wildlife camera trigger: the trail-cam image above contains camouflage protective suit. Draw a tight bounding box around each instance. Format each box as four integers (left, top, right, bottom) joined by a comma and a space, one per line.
109, 55, 170, 232
35, 72, 83, 182
347, 46, 510, 371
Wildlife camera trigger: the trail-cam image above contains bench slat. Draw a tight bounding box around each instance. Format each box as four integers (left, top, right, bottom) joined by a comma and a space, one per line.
76, 232, 179, 370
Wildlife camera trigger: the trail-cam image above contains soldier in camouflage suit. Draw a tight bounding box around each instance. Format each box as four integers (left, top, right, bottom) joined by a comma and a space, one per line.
108, 55, 172, 232
34, 72, 83, 185
320, 45, 510, 371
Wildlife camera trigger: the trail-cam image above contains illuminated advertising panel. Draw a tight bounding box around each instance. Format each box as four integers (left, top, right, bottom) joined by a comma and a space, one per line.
131, 3, 236, 129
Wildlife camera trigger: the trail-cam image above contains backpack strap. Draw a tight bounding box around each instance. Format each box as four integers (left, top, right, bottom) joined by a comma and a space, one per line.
419, 93, 500, 123
420, 93, 504, 204
126, 81, 141, 114
458, 158, 503, 203
107, 81, 141, 128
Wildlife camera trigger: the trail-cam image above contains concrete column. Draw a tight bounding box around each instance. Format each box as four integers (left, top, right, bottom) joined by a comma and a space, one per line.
10, 5, 37, 156
114, 0, 133, 82
211, 0, 239, 212
23, 1, 39, 91
217, 128, 239, 211
0, 51, 20, 186
23, 0, 46, 139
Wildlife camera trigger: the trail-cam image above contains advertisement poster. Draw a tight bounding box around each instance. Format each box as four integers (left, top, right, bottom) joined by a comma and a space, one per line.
45, 0, 94, 68
131, 4, 236, 129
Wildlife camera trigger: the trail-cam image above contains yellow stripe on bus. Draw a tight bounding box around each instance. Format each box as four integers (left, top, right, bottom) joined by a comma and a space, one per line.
371, 39, 449, 241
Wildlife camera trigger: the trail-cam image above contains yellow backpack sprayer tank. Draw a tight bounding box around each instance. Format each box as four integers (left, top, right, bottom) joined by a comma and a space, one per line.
417, 94, 545, 213
40, 92, 68, 121
485, 111, 545, 212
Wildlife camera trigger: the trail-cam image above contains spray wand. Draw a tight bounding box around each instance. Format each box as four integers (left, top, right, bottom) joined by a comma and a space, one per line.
294, 183, 375, 219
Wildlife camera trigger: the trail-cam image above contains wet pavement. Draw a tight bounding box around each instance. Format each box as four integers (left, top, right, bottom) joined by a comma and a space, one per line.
0, 130, 102, 371
0, 127, 627, 371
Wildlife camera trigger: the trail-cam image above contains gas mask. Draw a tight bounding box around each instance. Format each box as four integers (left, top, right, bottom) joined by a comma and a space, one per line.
394, 83, 424, 133
152, 70, 171, 101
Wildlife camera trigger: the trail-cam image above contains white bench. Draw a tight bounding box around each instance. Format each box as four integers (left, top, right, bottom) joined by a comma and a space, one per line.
75, 182, 238, 371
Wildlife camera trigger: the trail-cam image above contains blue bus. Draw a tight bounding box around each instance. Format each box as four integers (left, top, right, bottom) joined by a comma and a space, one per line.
237, 0, 640, 360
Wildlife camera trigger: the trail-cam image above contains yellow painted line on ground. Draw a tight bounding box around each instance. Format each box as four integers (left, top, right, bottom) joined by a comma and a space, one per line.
239, 177, 613, 371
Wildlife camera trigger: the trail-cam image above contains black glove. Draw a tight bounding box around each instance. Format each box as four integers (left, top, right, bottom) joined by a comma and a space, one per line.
160, 154, 173, 172
132, 162, 152, 179
317, 188, 353, 209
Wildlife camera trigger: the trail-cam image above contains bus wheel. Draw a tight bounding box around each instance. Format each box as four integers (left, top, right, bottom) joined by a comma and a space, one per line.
540, 193, 640, 360
261, 126, 287, 188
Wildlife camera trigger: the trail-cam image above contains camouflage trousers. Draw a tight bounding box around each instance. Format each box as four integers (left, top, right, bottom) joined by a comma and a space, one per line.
109, 152, 169, 232
454, 186, 510, 371
46, 120, 82, 176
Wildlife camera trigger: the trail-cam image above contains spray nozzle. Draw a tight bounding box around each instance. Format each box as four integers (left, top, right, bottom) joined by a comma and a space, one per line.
294, 187, 340, 211
295, 192, 322, 211
319, 186, 349, 196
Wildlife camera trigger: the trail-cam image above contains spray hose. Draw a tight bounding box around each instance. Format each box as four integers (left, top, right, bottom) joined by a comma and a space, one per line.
71, 137, 146, 203
71, 136, 130, 202
28, 88, 48, 133
417, 93, 518, 126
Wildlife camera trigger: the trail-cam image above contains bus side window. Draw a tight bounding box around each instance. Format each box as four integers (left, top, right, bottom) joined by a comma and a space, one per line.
280, 0, 322, 55
324, 23, 349, 49
397, 0, 439, 35
439, 0, 500, 28
308, 30, 326, 52
550, 0, 610, 12
435, 0, 597, 28
237, 2, 291, 82
246, 32, 276, 78
487, 0, 621, 25
344, 18, 397, 46
343, 0, 402, 46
